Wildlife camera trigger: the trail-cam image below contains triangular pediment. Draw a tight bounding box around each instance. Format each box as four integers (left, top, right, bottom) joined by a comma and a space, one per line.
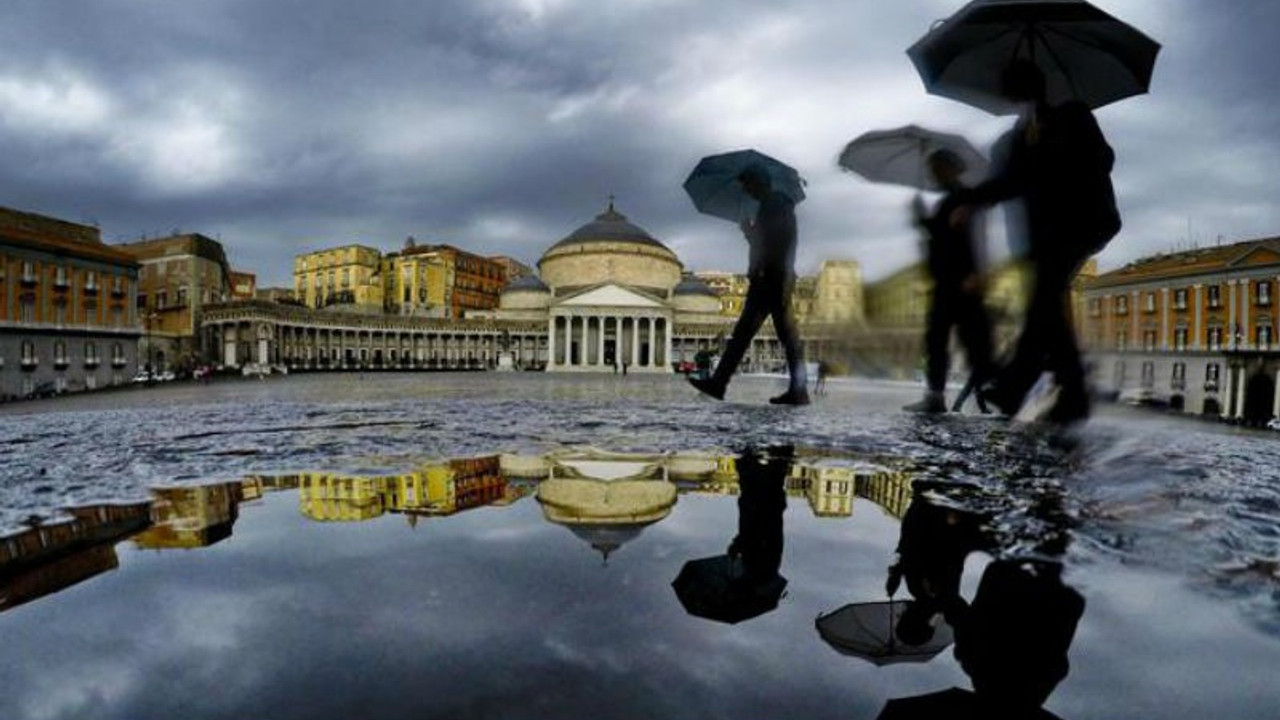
1228, 244, 1280, 269
554, 283, 668, 309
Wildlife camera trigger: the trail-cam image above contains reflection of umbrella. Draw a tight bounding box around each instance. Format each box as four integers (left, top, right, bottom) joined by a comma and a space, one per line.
907, 0, 1160, 115
672, 555, 787, 624
838, 125, 988, 191
814, 600, 954, 666
876, 687, 1066, 720
683, 149, 805, 223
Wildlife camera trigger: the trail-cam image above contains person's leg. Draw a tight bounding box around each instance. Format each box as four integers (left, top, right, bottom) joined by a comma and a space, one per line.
1041, 256, 1089, 421
955, 290, 995, 387
704, 283, 768, 389
766, 278, 808, 399
984, 264, 1054, 413
907, 287, 951, 412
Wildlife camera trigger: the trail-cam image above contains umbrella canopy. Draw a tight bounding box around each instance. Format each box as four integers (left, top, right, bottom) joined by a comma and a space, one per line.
838, 125, 988, 191
672, 555, 787, 624
815, 600, 954, 666
683, 149, 805, 223
907, 0, 1160, 115
876, 687, 1066, 720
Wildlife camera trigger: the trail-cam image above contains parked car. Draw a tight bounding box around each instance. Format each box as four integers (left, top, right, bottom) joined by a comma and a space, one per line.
131, 371, 152, 384
1266, 418, 1280, 431
157, 371, 176, 382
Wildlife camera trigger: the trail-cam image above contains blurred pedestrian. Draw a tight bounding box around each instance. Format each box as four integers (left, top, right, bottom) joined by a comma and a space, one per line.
905, 149, 994, 414
967, 60, 1121, 424
689, 165, 809, 405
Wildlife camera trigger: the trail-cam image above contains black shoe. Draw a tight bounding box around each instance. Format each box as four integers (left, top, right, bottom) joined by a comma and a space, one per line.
769, 388, 811, 406
689, 376, 725, 400
903, 392, 946, 414
977, 382, 1022, 417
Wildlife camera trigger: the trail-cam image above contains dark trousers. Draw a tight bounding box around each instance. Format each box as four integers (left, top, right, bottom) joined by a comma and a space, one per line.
925, 286, 993, 393
713, 273, 806, 392
999, 253, 1087, 403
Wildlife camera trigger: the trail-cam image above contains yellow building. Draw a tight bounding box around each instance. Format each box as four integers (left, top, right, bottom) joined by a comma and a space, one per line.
381, 245, 451, 317
296, 456, 506, 523
293, 244, 384, 310
133, 484, 241, 549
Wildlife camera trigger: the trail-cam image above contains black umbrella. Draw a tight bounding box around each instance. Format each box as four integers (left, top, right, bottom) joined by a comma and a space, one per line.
683, 149, 805, 223
907, 0, 1160, 114
876, 687, 1066, 720
672, 554, 787, 624
839, 125, 988, 192
815, 599, 954, 666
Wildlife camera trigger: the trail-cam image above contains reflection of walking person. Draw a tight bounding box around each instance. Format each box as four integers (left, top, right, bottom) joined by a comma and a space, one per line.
728, 446, 790, 584
968, 60, 1121, 424
689, 165, 809, 405
905, 150, 994, 414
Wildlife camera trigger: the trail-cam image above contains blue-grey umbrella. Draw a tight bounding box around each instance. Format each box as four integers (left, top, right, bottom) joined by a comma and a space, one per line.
907, 0, 1160, 115
839, 125, 988, 191
683, 149, 805, 223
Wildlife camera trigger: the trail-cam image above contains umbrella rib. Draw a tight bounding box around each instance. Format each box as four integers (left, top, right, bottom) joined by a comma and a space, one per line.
1031, 25, 1085, 101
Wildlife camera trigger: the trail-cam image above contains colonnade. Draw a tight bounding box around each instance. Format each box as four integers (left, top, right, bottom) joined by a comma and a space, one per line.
546, 312, 672, 372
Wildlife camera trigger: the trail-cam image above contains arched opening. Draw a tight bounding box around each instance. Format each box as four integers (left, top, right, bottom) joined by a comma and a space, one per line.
1243, 371, 1275, 427
1169, 394, 1185, 412
1202, 397, 1221, 416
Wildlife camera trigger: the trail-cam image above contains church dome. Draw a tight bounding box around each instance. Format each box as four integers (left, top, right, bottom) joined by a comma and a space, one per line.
672, 277, 721, 314
499, 274, 551, 310
538, 202, 683, 297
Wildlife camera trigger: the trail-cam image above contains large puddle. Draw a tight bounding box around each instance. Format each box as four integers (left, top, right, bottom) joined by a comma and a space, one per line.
2, 442, 1278, 719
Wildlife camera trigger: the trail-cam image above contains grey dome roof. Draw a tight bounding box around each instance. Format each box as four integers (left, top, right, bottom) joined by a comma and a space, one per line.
546, 203, 672, 254
502, 274, 550, 293
673, 277, 718, 297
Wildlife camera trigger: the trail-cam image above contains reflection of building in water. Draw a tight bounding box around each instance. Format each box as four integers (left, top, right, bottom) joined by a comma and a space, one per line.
786, 461, 914, 519
534, 449, 679, 561
297, 455, 506, 523
133, 484, 243, 549
1, 502, 151, 613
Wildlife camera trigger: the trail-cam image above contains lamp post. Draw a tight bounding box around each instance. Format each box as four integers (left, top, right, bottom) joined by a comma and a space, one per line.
146, 310, 159, 380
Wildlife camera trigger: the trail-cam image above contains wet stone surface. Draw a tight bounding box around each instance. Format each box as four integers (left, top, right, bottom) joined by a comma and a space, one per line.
1, 373, 1279, 719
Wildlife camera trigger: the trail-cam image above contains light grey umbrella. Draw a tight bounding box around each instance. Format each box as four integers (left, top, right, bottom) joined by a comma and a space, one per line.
839, 125, 988, 192
684, 149, 805, 224
907, 0, 1160, 115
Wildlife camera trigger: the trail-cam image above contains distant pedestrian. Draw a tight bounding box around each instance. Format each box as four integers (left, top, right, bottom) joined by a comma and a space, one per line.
622, 361, 628, 376
814, 359, 829, 396
967, 60, 1121, 424
904, 149, 994, 414
689, 165, 809, 405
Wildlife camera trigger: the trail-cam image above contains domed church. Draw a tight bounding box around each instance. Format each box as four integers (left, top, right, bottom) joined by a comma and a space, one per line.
493, 201, 728, 372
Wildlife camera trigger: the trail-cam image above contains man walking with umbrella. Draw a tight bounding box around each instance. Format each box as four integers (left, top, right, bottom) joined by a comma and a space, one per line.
967, 60, 1121, 423
689, 164, 809, 405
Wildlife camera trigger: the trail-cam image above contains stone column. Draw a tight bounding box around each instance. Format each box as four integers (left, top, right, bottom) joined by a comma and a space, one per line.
631, 316, 640, 367
1193, 285, 1203, 351
663, 318, 673, 370
1236, 365, 1247, 419
1273, 369, 1280, 419
597, 316, 606, 368
547, 315, 557, 369
1221, 367, 1234, 420
647, 316, 657, 367
1130, 291, 1140, 349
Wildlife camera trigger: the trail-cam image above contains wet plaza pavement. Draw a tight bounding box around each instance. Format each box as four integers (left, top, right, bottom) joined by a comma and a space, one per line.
2, 373, 1280, 719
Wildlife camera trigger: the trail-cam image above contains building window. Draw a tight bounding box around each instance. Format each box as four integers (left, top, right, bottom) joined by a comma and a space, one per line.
1172, 362, 1187, 390
1142, 330, 1158, 351
20, 340, 37, 368
19, 296, 35, 323
1258, 281, 1272, 306
112, 275, 125, 296
1089, 298, 1102, 318
1174, 289, 1188, 310
1206, 363, 1221, 392
112, 343, 127, 367
55, 266, 68, 287
1115, 295, 1129, 315
1141, 361, 1156, 389
54, 341, 68, 368
1116, 330, 1128, 351
1207, 285, 1222, 309
1145, 293, 1156, 313
1174, 328, 1188, 351
85, 270, 98, 291
1208, 327, 1224, 351
85, 341, 100, 367
1257, 325, 1273, 350
54, 302, 66, 326
21, 261, 36, 283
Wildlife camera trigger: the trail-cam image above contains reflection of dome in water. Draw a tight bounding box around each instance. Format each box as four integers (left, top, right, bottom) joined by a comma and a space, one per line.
536, 476, 677, 562
565, 523, 648, 563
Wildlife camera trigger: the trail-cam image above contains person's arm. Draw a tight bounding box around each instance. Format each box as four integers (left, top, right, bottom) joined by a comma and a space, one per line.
965, 128, 1023, 207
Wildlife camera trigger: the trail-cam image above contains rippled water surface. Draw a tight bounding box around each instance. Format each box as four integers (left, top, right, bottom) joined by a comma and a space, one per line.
1, 373, 1278, 719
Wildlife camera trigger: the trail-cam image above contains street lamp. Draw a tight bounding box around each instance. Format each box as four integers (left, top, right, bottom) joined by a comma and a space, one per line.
146, 310, 159, 380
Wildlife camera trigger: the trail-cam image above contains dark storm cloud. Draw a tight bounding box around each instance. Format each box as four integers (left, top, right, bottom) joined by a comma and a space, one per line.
0, 1, 1277, 284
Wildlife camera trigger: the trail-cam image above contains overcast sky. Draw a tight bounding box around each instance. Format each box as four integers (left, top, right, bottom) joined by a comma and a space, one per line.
1, 0, 1277, 286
